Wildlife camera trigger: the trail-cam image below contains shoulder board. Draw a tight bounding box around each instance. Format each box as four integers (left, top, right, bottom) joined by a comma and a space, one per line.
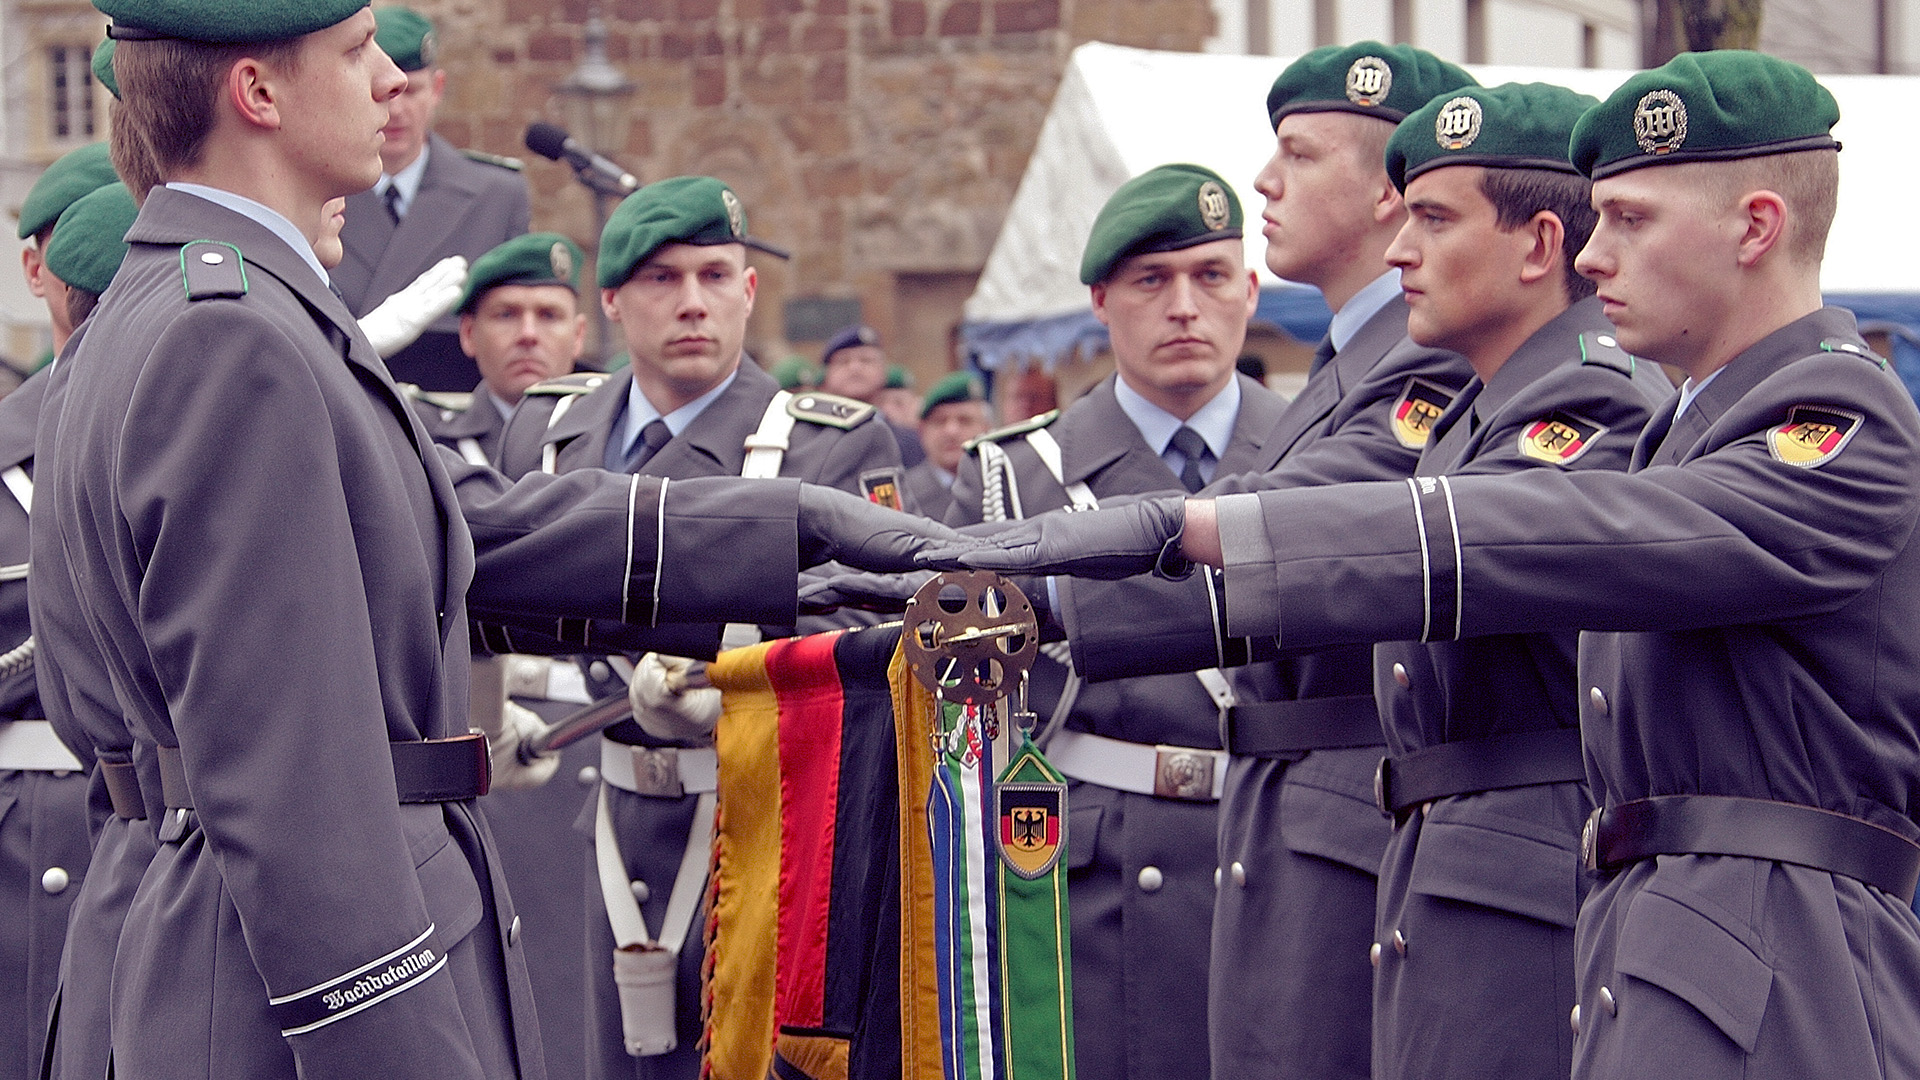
1576, 331, 1636, 376
1819, 337, 1889, 370
416, 390, 473, 413
786, 391, 875, 429
964, 409, 1059, 453
461, 149, 525, 172
180, 240, 248, 301
524, 372, 611, 397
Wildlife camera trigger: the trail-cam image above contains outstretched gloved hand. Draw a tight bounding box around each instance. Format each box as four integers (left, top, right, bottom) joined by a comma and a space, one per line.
358, 255, 468, 358
914, 494, 1190, 580
628, 653, 722, 743
796, 485, 972, 573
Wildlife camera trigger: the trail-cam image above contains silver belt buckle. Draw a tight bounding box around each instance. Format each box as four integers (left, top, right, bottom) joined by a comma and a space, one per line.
1153, 746, 1217, 801
1581, 806, 1603, 871
628, 746, 687, 798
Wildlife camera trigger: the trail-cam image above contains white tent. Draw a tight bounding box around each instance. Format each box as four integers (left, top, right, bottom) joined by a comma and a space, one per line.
963, 42, 1920, 370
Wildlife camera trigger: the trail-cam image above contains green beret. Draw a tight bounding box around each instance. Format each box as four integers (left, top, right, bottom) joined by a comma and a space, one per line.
1387, 82, 1598, 191
920, 372, 984, 419
769, 356, 817, 390
43, 182, 137, 296
92, 39, 119, 99
18, 143, 118, 240
458, 232, 584, 313
373, 6, 435, 72
1266, 41, 1477, 128
885, 364, 911, 390
96, 0, 370, 43
1080, 163, 1243, 286
597, 176, 787, 288
1570, 51, 1840, 180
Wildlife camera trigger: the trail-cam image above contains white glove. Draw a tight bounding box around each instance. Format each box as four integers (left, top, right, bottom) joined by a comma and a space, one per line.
628, 653, 722, 743
475, 700, 561, 789
358, 255, 468, 358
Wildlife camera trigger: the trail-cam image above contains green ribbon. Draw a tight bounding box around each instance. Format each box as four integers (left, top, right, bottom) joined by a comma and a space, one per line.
995, 731, 1075, 1080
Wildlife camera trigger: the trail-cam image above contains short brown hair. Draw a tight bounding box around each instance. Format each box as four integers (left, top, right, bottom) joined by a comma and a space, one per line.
1479, 168, 1598, 302
110, 37, 301, 199
1688, 150, 1839, 267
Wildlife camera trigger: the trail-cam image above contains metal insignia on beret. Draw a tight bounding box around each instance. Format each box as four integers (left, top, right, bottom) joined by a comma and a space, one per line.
1435, 96, 1483, 151
550, 242, 573, 281
1346, 56, 1393, 108
1633, 89, 1688, 155
1197, 180, 1231, 231
720, 189, 745, 238
418, 30, 438, 67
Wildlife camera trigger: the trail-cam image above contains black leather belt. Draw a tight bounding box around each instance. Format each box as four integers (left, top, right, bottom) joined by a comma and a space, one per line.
1374, 728, 1585, 819
1582, 794, 1920, 899
1225, 694, 1383, 757
100, 760, 146, 820
155, 734, 492, 810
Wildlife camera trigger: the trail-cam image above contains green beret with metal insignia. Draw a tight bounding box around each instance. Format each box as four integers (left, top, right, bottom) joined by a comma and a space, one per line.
1080, 163, 1243, 285
373, 6, 435, 72
1569, 51, 1840, 180
458, 232, 584, 313
18, 143, 118, 241
920, 371, 984, 419
95, 0, 370, 43
597, 176, 788, 288
93, 39, 119, 99
1387, 82, 1598, 192
43, 182, 138, 296
1266, 41, 1477, 128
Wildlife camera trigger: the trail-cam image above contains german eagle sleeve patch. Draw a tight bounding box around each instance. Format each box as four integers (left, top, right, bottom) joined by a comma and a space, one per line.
1767, 404, 1863, 468
1518, 410, 1610, 466
1391, 377, 1456, 449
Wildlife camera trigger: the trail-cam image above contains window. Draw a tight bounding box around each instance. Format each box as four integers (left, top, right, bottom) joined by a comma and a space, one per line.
48, 44, 96, 142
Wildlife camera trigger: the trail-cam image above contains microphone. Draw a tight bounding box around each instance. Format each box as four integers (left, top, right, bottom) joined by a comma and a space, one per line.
524, 121, 639, 197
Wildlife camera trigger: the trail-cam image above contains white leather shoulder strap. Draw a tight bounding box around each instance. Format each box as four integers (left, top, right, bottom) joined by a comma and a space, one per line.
741, 391, 796, 479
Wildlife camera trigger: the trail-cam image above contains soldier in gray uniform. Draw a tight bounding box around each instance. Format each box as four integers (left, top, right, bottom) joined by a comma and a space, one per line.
493, 175, 904, 1080
927, 51, 1920, 1080
408, 232, 587, 466
37, 8, 955, 1079
902, 371, 991, 519
14, 142, 118, 362
334, 5, 530, 391
947, 164, 1284, 1080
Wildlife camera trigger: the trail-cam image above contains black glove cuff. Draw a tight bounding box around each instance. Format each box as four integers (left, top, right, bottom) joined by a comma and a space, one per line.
1152, 533, 1194, 581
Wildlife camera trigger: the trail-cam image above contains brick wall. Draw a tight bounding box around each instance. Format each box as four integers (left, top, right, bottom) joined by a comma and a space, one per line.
414, 0, 1211, 381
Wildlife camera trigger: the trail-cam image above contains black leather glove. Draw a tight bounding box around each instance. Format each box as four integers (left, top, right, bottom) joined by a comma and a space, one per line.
796, 485, 968, 572
915, 495, 1189, 580
797, 568, 934, 615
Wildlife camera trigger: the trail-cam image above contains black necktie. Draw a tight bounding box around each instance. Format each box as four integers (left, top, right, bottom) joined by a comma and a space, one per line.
383, 184, 403, 225
1309, 333, 1336, 375
1170, 425, 1211, 493
625, 419, 672, 473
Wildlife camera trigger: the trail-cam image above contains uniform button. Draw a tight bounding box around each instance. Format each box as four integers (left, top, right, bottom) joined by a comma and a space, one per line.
1369, 942, 1382, 968
1230, 861, 1247, 887
631, 880, 652, 903
589, 660, 613, 682
1421, 801, 1433, 816
1136, 866, 1163, 893
587, 377, 606, 388
508, 915, 522, 947
1588, 687, 1608, 715
53, 769, 72, 778
1392, 663, 1410, 689
1599, 985, 1616, 1016
1392, 929, 1407, 955
578, 765, 600, 786
1596, 335, 1617, 349
42, 867, 70, 894
1213, 866, 1222, 889
1570, 1003, 1581, 1035
199, 250, 225, 265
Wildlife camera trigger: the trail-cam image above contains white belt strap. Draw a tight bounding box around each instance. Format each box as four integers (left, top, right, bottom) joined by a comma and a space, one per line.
1023, 429, 1097, 511
595, 784, 714, 954
456, 437, 489, 468
1046, 728, 1227, 801
539, 394, 583, 475
0, 466, 30, 582
600, 740, 719, 797
0, 720, 84, 772
741, 391, 795, 479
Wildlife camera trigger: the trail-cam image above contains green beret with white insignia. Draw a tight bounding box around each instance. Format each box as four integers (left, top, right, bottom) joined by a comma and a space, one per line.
95, 0, 369, 42
373, 6, 436, 72
458, 232, 583, 313
920, 372, 984, 419
1569, 51, 1840, 180
1387, 82, 1598, 192
18, 143, 118, 241
1266, 41, 1477, 129
43, 182, 137, 296
93, 39, 119, 99
769, 356, 817, 389
597, 176, 788, 288
1080, 163, 1244, 285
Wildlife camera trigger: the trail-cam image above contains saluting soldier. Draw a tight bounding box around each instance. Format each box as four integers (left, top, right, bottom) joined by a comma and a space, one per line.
408, 232, 588, 466
495, 175, 904, 1080
34, 8, 955, 1080
946, 164, 1285, 1080
926, 51, 1920, 1080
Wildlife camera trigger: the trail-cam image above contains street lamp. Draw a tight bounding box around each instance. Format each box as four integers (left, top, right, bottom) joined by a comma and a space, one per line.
556, 5, 636, 363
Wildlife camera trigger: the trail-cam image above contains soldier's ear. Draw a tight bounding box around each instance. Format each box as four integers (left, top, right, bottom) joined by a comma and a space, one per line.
227, 57, 281, 132
741, 265, 757, 315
